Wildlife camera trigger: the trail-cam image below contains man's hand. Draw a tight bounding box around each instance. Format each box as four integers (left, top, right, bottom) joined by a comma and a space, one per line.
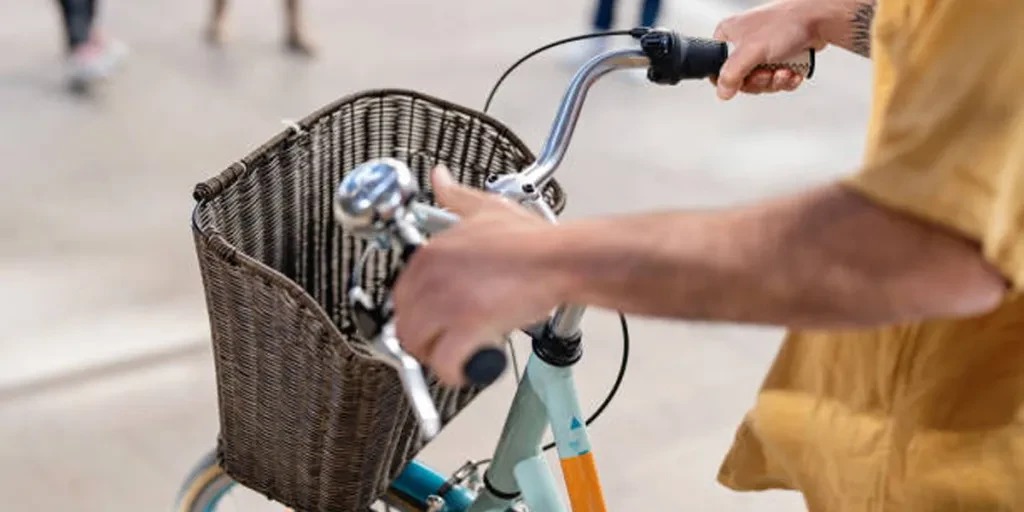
392, 166, 566, 386
712, 0, 879, 99
712, 0, 828, 100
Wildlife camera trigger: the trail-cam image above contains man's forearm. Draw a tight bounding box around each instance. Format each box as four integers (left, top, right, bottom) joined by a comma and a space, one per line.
542, 184, 1004, 328
814, 0, 877, 57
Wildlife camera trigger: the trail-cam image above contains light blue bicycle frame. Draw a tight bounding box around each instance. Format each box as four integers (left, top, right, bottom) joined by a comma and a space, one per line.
470, 353, 600, 511
392, 350, 600, 511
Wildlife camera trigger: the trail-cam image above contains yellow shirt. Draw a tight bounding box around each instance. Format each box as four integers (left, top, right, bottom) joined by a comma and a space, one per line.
717, 2, 1024, 511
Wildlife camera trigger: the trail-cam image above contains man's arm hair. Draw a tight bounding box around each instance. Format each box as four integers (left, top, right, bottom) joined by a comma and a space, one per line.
542, 183, 1006, 328
816, 0, 878, 58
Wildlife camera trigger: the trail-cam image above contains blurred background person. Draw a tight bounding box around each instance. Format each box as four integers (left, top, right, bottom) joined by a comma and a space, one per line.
206, 0, 316, 56
565, 0, 662, 66
54, 0, 126, 91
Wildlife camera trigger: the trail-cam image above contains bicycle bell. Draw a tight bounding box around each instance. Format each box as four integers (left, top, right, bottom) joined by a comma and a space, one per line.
334, 157, 419, 237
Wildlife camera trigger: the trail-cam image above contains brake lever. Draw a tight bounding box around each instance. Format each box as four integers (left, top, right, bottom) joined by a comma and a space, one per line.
374, 322, 443, 440
348, 249, 443, 441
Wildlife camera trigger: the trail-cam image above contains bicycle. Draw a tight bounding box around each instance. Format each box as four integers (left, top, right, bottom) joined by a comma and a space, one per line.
177, 28, 813, 512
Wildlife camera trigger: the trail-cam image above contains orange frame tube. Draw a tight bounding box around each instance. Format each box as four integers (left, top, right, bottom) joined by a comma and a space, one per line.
561, 451, 609, 512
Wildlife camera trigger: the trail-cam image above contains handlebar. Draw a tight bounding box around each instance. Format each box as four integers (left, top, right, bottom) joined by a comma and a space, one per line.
518, 29, 813, 186
333, 29, 816, 440
640, 31, 814, 85
519, 48, 649, 186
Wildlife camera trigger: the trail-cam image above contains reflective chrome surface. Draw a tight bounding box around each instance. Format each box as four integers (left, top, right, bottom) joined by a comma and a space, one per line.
376, 322, 442, 439
516, 49, 650, 336
334, 157, 419, 237
410, 202, 460, 234
520, 49, 649, 185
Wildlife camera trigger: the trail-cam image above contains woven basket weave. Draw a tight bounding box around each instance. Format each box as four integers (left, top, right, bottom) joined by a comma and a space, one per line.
191, 89, 566, 511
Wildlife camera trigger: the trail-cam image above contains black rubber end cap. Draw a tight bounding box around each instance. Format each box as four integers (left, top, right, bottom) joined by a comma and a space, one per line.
463, 347, 507, 387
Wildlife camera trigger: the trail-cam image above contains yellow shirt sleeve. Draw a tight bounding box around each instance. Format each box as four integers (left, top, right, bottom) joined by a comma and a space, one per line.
842, 1, 1024, 287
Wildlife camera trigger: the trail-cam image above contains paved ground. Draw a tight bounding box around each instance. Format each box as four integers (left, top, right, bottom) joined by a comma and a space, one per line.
0, 0, 872, 509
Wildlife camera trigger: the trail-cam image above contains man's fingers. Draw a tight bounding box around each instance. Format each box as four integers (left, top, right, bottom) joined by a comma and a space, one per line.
770, 69, 791, 91
737, 69, 770, 94
717, 45, 768, 100
737, 69, 804, 94
712, 22, 729, 42
784, 73, 803, 91
394, 299, 443, 362
393, 262, 444, 361
429, 328, 498, 387
392, 243, 453, 363
431, 165, 492, 215
748, 70, 772, 89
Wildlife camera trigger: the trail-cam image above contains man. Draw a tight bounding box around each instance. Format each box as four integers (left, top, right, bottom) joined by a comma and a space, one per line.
394, 0, 1024, 509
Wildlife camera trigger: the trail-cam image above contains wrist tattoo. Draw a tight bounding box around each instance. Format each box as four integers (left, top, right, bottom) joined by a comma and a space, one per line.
850, 0, 877, 57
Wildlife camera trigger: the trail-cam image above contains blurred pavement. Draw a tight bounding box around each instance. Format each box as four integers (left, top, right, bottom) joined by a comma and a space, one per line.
0, 0, 871, 509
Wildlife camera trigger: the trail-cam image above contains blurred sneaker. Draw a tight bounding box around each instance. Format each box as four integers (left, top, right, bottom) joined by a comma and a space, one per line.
94, 34, 129, 74
285, 32, 317, 57
560, 37, 608, 70
67, 44, 106, 91
206, 22, 226, 46
67, 36, 128, 92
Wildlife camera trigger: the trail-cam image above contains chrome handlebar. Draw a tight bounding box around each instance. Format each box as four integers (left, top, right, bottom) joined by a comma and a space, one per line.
520, 49, 649, 186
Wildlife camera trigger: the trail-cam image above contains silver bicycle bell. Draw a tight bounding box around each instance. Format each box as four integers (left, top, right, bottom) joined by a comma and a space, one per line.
334, 157, 419, 238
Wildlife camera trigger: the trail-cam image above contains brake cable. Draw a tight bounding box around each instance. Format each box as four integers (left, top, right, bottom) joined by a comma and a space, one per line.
483, 27, 651, 113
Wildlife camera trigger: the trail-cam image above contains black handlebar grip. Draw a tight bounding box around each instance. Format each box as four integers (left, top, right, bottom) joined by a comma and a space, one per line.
641, 32, 727, 83
680, 37, 729, 79
640, 29, 816, 84
463, 346, 508, 386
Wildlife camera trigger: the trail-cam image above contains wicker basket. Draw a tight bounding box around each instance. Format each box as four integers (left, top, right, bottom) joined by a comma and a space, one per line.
191, 89, 566, 511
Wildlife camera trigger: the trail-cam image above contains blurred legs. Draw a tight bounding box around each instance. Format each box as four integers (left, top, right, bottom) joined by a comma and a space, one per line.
640, 0, 661, 28
55, 0, 126, 91
206, 0, 227, 45
591, 0, 662, 31
593, 0, 616, 31
55, 0, 95, 52
284, 0, 316, 56
205, 0, 315, 56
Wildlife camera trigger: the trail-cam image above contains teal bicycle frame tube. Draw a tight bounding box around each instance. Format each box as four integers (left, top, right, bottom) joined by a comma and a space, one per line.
465, 352, 597, 512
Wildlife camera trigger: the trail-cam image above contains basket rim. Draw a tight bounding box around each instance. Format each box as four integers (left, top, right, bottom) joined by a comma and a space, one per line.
191, 87, 538, 214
